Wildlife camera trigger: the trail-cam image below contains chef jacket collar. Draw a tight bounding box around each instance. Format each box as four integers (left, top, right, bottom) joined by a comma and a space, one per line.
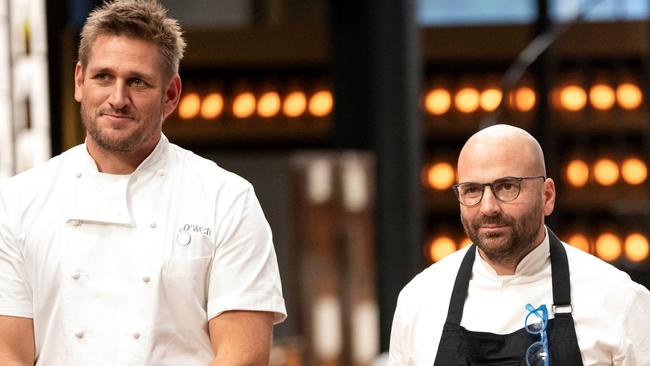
63, 134, 170, 226
473, 226, 551, 284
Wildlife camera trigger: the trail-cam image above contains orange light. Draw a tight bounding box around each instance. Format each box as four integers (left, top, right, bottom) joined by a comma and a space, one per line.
283, 91, 307, 117
458, 237, 472, 248
565, 159, 590, 187
621, 157, 648, 185
429, 236, 457, 262
566, 233, 590, 253
480, 88, 503, 112
559, 85, 587, 111
593, 158, 619, 186
308, 90, 334, 117
424, 88, 451, 115
454, 87, 480, 114
513, 86, 536, 112
616, 83, 643, 110
425, 162, 455, 190
625, 233, 650, 262
232, 92, 256, 119
178, 92, 201, 119
257, 91, 281, 118
200, 92, 224, 119
589, 84, 616, 111
595, 232, 622, 262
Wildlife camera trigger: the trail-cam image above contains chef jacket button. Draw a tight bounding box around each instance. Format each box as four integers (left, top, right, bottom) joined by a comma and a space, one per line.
75, 172, 82, 178
72, 273, 81, 280
142, 276, 151, 283
70, 220, 80, 227
150, 222, 157, 229
157, 169, 166, 177
74, 331, 84, 339
132, 332, 141, 339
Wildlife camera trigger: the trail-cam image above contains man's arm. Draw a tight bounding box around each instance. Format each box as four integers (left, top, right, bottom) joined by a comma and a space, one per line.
0, 315, 35, 366
208, 310, 275, 366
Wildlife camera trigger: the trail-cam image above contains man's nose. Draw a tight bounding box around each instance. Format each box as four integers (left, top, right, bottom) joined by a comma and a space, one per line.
108, 80, 130, 110
479, 186, 501, 216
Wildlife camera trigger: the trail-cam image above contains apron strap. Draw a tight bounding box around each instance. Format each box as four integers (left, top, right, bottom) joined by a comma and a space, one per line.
548, 229, 572, 311
444, 243, 476, 325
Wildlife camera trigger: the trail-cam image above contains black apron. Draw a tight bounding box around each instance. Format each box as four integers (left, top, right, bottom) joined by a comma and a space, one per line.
433, 230, 584, 365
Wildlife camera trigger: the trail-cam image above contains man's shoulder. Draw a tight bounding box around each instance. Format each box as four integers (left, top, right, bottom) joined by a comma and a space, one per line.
166, 143, 253, 192
1, 146, 82, 192
400, 245, 470, 300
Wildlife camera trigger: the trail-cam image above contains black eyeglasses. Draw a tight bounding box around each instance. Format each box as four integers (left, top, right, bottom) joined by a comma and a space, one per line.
452, 176, 546, 207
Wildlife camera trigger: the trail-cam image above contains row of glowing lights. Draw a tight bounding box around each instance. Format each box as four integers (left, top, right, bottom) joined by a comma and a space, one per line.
427, 232, 650, 263
177, 90, 334, 120
423, 82, 643, 115
423, 157, 648, 191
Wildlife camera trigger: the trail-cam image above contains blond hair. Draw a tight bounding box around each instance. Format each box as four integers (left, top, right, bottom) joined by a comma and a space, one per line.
78, 0, 186, 78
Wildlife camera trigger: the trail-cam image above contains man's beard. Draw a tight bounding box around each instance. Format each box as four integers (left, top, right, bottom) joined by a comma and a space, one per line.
461, 198, 544, 265
81, 104, 151, 153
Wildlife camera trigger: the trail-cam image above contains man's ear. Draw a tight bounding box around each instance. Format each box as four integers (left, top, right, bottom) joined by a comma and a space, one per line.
163, 74, 182, 118
74, 62, 85, 102
542, 178, 556, 216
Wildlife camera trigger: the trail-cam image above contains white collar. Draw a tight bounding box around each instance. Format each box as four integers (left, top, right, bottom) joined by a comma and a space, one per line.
473, 227, 551, 284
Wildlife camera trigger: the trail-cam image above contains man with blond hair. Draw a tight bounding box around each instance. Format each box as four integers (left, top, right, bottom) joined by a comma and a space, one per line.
0, 1, 286, 365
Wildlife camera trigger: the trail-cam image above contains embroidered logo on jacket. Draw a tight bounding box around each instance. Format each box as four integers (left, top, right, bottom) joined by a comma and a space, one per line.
176, 224, 212, 246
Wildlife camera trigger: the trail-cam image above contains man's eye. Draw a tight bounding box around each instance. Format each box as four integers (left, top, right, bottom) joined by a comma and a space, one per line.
130, 78, 148, 88
495, 180, 517, 192
93, 73, 110, 81
461, 185, 480, 195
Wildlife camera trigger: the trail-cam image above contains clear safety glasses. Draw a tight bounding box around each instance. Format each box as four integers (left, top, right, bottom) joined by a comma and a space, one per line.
524, 303, 550, 366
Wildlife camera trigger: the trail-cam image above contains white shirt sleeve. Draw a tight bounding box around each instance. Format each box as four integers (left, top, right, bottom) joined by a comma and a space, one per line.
614, 282, 650, 366
206, 186, 286, 323
0, 191, 33, 318
388, 291, 410, 366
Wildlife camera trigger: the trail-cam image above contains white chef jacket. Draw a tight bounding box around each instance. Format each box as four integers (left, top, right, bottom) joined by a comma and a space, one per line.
0, 135, 287, 366
389, 228, 650, 366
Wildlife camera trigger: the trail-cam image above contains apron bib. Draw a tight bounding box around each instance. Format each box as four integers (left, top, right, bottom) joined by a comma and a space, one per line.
433, 230, 584, 365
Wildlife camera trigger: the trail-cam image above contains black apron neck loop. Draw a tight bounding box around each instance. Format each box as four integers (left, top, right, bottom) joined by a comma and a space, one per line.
445, 228, 571, 326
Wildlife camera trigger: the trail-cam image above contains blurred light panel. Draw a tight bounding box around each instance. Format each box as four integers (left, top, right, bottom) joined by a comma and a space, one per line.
513, 86, 536, 112
429, 236, 456, 262
616, 83, 643, 110
589, 84, 616, 110
595, 232, 622, 262
559, 85, 587, 111
178, 92, 201, 119
593, 158, 619, 186
566, 233, 590, 253
424, 88, 451, 115
232, 92, 256, 119
480, 88, 502, 112
624, 233, 650, 262
200, 92, 224, 119
257, 91, 281, 118
621, 157, 648, 185
455, 87, 480, 113
458, 237, 472, 248
308, 90, 334, 117
425, 162, 455, 190
283, 91, 307, 117
566, 159, 590, 187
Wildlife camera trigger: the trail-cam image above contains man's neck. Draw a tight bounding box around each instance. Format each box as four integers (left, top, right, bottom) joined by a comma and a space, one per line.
86, 138, 158, 174
479, 227, 547, 276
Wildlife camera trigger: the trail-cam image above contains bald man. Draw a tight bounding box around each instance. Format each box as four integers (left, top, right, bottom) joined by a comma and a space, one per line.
389, 124, 650, 365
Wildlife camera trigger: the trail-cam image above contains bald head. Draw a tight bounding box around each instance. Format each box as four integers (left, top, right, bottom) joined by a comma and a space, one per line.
458, 124, 546, 182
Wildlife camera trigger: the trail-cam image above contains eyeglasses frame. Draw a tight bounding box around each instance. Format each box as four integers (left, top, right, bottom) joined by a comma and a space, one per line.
452, 175, 546, 207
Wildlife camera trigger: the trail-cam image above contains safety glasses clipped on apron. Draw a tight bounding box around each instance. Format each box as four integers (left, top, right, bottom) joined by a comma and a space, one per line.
433, 230, 584, 366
